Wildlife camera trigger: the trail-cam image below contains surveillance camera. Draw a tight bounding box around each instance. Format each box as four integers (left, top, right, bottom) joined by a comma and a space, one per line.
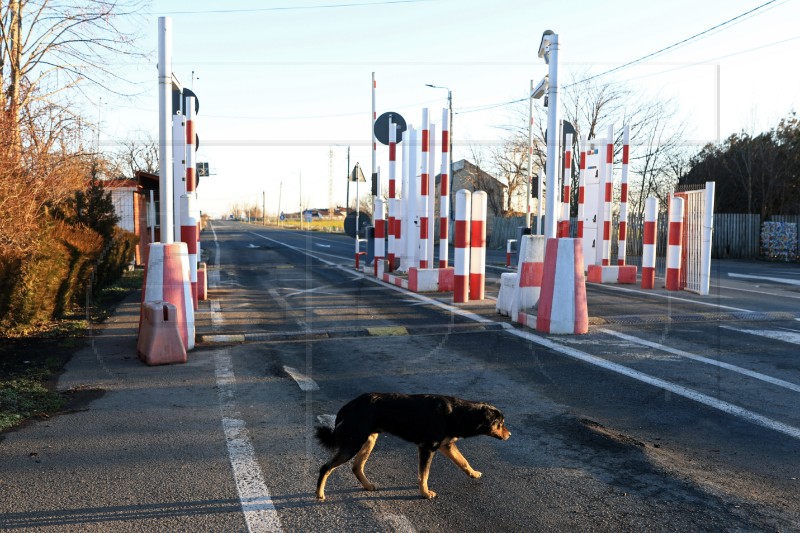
532, 76, 548, 99
538, 30, 555, 61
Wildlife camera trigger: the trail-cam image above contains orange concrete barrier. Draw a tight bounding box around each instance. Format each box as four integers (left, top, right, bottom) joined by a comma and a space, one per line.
137, 301, 187, 366
197, 262, 207, 301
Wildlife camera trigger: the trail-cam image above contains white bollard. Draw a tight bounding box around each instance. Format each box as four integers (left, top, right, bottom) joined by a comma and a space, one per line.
469, 191, 487, 301
642, 197, 658, 289
454, 189, 471, 303
666, 196, 685, 291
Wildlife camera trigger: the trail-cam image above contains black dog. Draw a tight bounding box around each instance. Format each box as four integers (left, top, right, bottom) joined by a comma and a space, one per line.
315, 392, 511, 500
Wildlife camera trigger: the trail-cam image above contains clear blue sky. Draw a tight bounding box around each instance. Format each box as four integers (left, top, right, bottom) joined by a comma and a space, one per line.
98, 0, 800, 217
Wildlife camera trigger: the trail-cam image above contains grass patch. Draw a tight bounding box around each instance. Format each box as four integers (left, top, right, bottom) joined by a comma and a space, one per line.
0, 375, 66, 432
0, 268, 142, 433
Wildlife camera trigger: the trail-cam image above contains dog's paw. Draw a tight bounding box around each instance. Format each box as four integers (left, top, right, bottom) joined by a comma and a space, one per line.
469, 470, 482, 479
421, 490, 437, 499
316, 494, 326, 502
363, 482, 377, 491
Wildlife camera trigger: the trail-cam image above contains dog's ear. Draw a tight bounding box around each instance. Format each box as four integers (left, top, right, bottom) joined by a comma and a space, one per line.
482, 405, 501, 422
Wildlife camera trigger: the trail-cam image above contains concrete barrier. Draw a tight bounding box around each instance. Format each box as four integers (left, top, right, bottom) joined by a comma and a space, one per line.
536, 238, 588, 335
511, 235, 545, 320
408, 267, 454, 292
496, 273, 517, 316
587, 264, 637, 284
140, 242, 194, 351
137, 301, 187, 365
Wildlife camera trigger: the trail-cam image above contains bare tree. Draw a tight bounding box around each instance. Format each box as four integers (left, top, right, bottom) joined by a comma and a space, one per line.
109, 130, 159, 178
1, 0, 146, 158
494, 71, 689, 222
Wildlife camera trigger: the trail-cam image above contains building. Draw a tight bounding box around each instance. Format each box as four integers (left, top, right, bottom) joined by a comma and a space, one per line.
434, 159, 507, 239
102, 172, 160, 266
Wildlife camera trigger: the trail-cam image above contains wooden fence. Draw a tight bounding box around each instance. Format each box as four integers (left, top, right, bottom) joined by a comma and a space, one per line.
488, 213, 800, 263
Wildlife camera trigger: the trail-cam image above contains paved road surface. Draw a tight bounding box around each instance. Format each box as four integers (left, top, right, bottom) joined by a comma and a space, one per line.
0, 221, 797, 532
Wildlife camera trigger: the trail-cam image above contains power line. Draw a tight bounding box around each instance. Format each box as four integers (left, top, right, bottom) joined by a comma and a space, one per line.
154, 0, 434, 15
455, 0, 787, 116
564, 0, 781, 89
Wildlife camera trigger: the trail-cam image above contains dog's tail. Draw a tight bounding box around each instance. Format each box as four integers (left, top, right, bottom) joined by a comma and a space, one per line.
315, 425, 338, 450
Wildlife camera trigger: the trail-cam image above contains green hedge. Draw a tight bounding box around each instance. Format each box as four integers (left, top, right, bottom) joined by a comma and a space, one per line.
0, 220, 137, 335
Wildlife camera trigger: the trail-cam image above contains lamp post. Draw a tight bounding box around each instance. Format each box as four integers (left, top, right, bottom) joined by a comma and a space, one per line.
425, 84, 453, 202
538, 30, 560, 239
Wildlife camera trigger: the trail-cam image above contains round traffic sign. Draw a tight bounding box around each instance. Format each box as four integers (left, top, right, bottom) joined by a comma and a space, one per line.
374, 112, 406, 145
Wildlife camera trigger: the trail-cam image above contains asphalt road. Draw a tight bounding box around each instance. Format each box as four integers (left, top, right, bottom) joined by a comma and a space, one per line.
197, 222, 800, 531
1, 221, 797, 532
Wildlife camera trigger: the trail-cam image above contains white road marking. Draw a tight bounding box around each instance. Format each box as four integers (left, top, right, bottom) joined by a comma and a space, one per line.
600, 329, 800, 394
283, 366, 320, 391
591, 283, 753, 313
215, 351, 283, 532
316, 414, 336, 428
720, 325, 800, 346
507, 328, 800, 440
728, 272, 800, 286
381, 514, 418, 533
333, 262, 800, 441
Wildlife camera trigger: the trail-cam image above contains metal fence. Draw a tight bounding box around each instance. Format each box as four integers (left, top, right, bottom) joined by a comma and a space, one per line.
488, 213, 800, 263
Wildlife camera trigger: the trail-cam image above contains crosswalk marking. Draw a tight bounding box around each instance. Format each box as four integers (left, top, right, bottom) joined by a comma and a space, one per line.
720, 325, 800, 346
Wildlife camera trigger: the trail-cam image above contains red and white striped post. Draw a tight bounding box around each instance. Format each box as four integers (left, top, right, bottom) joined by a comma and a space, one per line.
577, 135, 587, 240
642, 196, 658, 289
454, 189, 471, 303
180, 195, 198, 310
470, 191, 487, 301
439, 107, 450, 268
388, 121, 398, 270
374, 197, 385, 277
617, 125, 630, 265
184, 97, 199, 307
427, 123, 436, 265
419, 109, 430, 268
666, 196, 684, 291
185, 97, 196, 193
559, 133, 572, 238
602, 125, 614, 265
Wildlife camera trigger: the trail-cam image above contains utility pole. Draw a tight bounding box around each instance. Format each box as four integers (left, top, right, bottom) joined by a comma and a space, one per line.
262, 191, 266, 225
345, 145, 351, 212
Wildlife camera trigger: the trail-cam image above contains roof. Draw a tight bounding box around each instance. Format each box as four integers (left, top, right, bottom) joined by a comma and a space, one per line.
435, 159, 506, 189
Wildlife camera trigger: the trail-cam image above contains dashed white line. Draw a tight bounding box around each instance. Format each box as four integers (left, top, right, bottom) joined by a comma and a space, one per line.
215, 351, 283, 532
283, 366, 320, 391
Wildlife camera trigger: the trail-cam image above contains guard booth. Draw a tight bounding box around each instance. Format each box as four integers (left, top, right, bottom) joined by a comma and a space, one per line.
580, 138, 605, 271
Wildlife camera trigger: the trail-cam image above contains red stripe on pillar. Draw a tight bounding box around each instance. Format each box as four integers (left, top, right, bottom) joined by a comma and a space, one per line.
454, 220, 469, 248
668, 222, 682, 246
644, 221, 656, 243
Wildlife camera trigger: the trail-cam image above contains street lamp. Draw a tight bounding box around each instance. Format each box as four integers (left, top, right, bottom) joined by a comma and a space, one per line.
537, 30, 560, 239
425, 84, 453, 205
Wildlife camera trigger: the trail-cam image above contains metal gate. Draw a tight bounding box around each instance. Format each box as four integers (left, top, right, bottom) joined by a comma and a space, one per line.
675, 182, 714, 295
